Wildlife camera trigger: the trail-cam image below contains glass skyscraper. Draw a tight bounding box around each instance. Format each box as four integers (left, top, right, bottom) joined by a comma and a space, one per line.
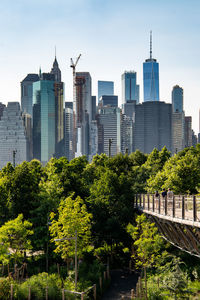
33, 76, 55, 163
143, 32, 159, 102
172, 85, 183, 113
121, 71, 139, 104
98, 81, 114, 102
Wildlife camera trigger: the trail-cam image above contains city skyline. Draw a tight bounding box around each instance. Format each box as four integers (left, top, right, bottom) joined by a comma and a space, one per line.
0, 0, 200, 133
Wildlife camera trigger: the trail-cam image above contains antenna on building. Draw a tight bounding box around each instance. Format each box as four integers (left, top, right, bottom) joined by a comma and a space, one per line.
150, 30, 152, 60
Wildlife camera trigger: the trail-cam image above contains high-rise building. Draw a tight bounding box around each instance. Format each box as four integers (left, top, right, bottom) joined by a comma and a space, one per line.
143, 32, 159, 102
133, 101, 172, 153
97, 106, 121, 156
22, 113, 32, 161
91, 96, 96, 121
21, 74, 40, 118
172, 111, 185, 154
0, 102, 5, 119
99, 95, 118, 107
64, 105, 73, 161
184, 116, 192, 148
122, 71, 139, 104
89, 120, 98, 161
121, 114, 133, 154
192, 130, 197, 147
33, 77, 56, 163
172, 85, 183, 113
122, 100, 136, 120
98, 81, 114, 102
73, 72, 92, 157
0, 102, 28, 168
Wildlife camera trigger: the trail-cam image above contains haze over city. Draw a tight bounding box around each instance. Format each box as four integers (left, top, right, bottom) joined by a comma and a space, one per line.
1, 0, 200, 132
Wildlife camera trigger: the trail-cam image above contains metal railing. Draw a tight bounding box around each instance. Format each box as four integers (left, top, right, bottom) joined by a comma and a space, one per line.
134, 194, 200, 222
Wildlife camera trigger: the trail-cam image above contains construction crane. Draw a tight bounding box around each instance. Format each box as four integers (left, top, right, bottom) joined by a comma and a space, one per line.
70, 54, 81, 77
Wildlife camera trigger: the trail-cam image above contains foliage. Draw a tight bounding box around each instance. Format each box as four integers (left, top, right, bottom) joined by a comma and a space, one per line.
0, 277, 13, 300
127, 214, 167, 269
50, 195, 93, 260
0, 214, 33, 264
16, 272, 62, 300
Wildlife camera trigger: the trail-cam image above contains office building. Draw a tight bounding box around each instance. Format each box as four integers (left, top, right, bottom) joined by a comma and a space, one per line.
172, 111, 185, 154
33, 76, 56, 163
133, 101, 172, 153
65, 102, 73, 110
97, 106, 121, 156
73, 72, 92, 157
21, 74, 40, 118
192, 130, 197, 147
0, 102, 5, 119
89, 120, 98, 161
91, 96, 96, 121
121, 114, 133, 154
122, 100, 136, 120
143, 32, 159, 102
22, 113, 32, 161
0, 102, 27, 168
122, 71, 139, 104
184, 116, 192, 148
98, 81, 114, 102
99, 95, 118, 107
64, 105, 73, 161
172, 85, 183, 113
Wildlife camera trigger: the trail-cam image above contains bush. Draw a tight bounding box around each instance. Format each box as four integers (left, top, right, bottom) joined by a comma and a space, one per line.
16, 273, 62, 300
0, 277, 12, 300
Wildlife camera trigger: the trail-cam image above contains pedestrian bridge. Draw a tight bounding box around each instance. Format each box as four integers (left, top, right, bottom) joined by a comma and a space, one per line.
134, 194, 200, 257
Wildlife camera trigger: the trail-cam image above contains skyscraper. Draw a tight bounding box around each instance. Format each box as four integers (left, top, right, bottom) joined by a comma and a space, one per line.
0, 102, 28, 168
172, 85, 183, 113
133, 101, 172, 153
171, 111, 185, 154
98, 81, 114, 102
97, 106, 121, 156
184, 116, 192, 148
33, 76, 56, 163
51, 56, 64, 157
143, 32, 159, 102
121, 71, 139, 104
64, 104, 73, 161
21, 74, 40, 118
99, 95, 118, 107
74, 72, 92, 157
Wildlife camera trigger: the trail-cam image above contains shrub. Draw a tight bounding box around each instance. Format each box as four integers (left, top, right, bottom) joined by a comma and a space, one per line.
16, 272, 62, 300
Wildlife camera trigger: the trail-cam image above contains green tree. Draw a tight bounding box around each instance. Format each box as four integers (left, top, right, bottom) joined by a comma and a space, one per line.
0, 214, 33, 264
127, 214, 167, 298
49, 195, 92, 261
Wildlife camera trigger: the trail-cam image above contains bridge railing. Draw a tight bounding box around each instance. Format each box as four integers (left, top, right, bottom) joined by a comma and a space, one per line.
134, 194, 200, 222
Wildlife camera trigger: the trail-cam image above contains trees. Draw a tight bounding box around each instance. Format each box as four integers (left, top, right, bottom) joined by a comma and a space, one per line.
49, 195, 92, 261
0, 214, 33, 264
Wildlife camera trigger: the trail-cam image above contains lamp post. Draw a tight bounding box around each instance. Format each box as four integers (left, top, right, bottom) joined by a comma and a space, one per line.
54, 230, 78, 290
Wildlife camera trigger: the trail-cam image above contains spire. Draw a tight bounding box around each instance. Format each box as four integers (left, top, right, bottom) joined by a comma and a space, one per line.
39, 66, 42, 79
150, 30, 152, 60
55, 45, 56, 58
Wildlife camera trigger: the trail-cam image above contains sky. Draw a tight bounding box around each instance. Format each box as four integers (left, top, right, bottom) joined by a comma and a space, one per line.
0, 0, 200, 133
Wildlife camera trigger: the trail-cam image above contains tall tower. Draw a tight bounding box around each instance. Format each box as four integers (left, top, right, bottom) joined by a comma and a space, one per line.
50, 55, 64, 157
143, 31, 159, 102
172, 85, 183, 113
121, 71, 139, 104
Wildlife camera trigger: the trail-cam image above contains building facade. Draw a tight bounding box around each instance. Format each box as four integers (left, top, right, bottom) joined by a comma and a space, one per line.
172, 111, 185, 154
33, 78, 56, 163
97, 106, 121, 156
133, 101, 172, 153
172, 85, 183, 113
21, 74, 40, 118
0, 102, 27, 168
98, 81, 114, 102
122, 71, 139, 104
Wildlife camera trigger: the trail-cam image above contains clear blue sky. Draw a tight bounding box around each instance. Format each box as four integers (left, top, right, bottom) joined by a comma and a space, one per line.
0, 0, 200, 133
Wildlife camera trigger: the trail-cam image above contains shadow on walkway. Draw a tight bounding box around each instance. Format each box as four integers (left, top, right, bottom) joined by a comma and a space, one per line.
101, 269, 138, 300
